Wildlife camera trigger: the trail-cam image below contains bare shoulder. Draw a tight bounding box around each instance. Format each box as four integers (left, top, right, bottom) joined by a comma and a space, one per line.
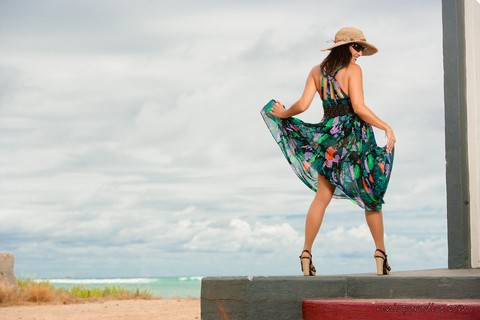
310, 64, 321, 75
346, 64, 363, 84
311, 64, 321, 72
347, 64, 362, 75
310, 64, 322, 80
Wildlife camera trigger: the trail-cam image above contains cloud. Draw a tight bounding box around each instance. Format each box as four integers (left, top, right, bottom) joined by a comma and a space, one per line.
184, 218, 302, 253
0, 0, 448, 278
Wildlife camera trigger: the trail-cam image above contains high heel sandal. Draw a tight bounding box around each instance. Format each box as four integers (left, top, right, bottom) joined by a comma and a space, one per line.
299, 250, 316, 276
374, 249, 391, 275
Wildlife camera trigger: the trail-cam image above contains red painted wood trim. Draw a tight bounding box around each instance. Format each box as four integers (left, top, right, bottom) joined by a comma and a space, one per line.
303, 299, 480, 320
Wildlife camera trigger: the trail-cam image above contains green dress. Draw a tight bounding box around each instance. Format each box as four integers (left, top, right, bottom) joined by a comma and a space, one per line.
261, 68, 394, 211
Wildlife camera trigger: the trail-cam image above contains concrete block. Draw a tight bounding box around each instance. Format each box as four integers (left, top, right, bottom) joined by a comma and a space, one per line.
201, 269, 480, 320
347, 275, 480, 299
201, 277, 248, 319
202, 276, 348, 320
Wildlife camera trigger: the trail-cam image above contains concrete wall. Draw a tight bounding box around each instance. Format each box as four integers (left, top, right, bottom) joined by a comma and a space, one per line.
443, 0, 471, 269
201, 270, 480, 320
465, 0, 480, 268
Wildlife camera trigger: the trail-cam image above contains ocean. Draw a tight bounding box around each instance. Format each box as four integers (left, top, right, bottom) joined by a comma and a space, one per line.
37, 277, 202, 298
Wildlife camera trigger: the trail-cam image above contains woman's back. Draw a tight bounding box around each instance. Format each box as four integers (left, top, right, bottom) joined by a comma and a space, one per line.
313, 65, 359, 102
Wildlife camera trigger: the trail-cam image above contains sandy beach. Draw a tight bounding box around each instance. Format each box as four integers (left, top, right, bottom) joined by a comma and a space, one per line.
0, 298, 200, 320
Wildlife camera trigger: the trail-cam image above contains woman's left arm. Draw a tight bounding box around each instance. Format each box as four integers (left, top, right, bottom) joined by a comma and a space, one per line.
349, 65, 396, 152
270, 67, 319, 119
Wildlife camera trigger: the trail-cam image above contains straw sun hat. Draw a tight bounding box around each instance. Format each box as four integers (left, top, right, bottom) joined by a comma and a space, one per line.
321, 27, 378, 56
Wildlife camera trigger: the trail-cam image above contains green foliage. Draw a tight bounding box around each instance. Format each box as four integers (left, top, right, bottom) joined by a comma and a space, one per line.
3, 278, 153, 305
67, 285, 152, 299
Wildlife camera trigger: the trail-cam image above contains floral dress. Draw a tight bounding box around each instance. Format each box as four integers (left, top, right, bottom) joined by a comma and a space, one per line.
260, 68, 394, 212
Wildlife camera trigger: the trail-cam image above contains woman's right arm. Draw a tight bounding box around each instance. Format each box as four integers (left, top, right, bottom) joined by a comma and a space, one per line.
348, 65, 396, 152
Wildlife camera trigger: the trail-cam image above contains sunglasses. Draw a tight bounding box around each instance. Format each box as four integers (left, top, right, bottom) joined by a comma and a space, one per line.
351, 43, 365, 53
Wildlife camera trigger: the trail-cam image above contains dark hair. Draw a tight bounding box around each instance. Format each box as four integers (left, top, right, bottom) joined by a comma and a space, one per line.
320, 44, 352, 75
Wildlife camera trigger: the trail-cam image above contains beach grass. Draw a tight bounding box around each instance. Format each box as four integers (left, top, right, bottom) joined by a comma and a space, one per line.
0, 278, 153, 306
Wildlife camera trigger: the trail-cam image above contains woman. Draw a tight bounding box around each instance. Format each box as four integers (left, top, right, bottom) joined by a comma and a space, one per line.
261, 27, 396, 276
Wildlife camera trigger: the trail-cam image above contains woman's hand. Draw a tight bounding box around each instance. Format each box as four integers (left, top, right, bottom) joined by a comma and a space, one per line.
385, 129, 396, 153
270, 100, 288, 118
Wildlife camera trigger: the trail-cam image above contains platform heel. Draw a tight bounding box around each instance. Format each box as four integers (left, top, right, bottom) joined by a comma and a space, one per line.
299, 250, 316, 276
374, 249, 391, 275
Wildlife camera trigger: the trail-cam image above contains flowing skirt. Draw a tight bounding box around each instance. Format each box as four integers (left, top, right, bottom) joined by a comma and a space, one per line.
261, 99, 394, 211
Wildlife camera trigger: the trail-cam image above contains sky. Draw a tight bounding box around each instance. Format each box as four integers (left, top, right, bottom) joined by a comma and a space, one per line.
0, 0, 447, 278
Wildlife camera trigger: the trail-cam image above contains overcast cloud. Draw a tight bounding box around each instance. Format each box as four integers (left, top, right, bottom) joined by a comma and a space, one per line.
0, 0, 447, 278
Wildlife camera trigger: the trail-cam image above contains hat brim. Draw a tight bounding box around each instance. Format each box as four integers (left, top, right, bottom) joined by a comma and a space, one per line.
321, 40, 378, 56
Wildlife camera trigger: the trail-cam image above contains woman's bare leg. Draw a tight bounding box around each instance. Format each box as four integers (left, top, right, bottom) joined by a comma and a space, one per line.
301, 175, 335, 257
365, 210, 388, 261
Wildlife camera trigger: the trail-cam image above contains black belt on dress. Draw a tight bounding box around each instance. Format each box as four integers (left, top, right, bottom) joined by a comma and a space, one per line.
323, 102, 355, 117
